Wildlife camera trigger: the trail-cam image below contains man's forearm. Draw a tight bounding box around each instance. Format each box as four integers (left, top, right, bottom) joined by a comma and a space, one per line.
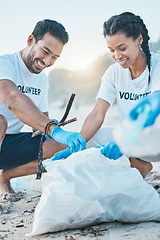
10, 94, 56, 134
0, 80, 56, 134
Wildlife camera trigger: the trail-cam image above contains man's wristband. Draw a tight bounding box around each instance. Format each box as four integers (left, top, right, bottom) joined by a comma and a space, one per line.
44, 120, 57, 137
44, 117, 77, 137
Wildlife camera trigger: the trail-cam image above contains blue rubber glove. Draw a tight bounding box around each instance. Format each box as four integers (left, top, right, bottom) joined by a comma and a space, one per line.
100, 141, 123, 160
52, 147, 71, 161
130, 92, 160, 127
51, 126, 86, 153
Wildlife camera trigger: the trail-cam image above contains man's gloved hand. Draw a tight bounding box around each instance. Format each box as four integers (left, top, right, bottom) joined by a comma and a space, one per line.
51, 126, 86, 153
52, 147, 71, 161
130, 92, 160, 127
100, 141, 123, 160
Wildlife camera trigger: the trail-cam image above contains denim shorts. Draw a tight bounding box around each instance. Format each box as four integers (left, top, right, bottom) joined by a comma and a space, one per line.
0, 132, 41, 170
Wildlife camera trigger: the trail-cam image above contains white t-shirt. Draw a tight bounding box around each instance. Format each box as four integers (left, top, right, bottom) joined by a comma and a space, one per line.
97, 52, 160, 120
0, 51, 49, 134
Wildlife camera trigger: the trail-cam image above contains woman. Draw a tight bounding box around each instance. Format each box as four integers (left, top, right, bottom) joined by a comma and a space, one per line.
54, 12, 160, 177
79, 12, 160, 177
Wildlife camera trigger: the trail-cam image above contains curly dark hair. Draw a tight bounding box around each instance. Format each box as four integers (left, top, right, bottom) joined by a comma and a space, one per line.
103, 12, 151, 83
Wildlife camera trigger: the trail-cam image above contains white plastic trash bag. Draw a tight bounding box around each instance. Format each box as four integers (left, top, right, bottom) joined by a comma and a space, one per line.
27, 148, 160, 237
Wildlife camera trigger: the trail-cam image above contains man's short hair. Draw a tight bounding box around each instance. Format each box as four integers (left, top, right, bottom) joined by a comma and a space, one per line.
32, 19, 69, 44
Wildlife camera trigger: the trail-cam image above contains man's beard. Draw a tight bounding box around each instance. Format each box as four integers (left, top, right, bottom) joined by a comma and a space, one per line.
27, 51, 41, 74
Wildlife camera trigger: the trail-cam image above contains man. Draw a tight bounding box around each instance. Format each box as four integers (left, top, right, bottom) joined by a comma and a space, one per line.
0, 19, 86, 201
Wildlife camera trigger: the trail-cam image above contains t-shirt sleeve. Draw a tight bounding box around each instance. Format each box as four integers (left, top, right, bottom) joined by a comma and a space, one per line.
0, 57, 15, 81
96, 65, 116, 105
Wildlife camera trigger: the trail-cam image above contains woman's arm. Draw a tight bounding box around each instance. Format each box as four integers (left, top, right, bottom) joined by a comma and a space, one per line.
80, 98, 110, 142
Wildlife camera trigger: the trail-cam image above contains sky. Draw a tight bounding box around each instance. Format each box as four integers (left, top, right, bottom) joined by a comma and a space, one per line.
0, 0, 160, 72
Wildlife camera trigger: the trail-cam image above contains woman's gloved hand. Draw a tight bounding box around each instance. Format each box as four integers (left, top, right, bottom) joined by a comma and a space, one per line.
100, 141, 123, 160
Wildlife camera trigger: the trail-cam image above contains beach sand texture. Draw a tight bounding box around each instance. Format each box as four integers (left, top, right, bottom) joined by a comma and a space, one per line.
1, 103, 160, 240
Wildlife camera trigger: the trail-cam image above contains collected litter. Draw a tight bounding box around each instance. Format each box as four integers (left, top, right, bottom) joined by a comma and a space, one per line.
27, 148, 160, 236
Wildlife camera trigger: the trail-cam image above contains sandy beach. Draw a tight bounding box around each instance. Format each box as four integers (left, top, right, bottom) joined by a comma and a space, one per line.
1, 165, 160, 240
1, 103, 160, 240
